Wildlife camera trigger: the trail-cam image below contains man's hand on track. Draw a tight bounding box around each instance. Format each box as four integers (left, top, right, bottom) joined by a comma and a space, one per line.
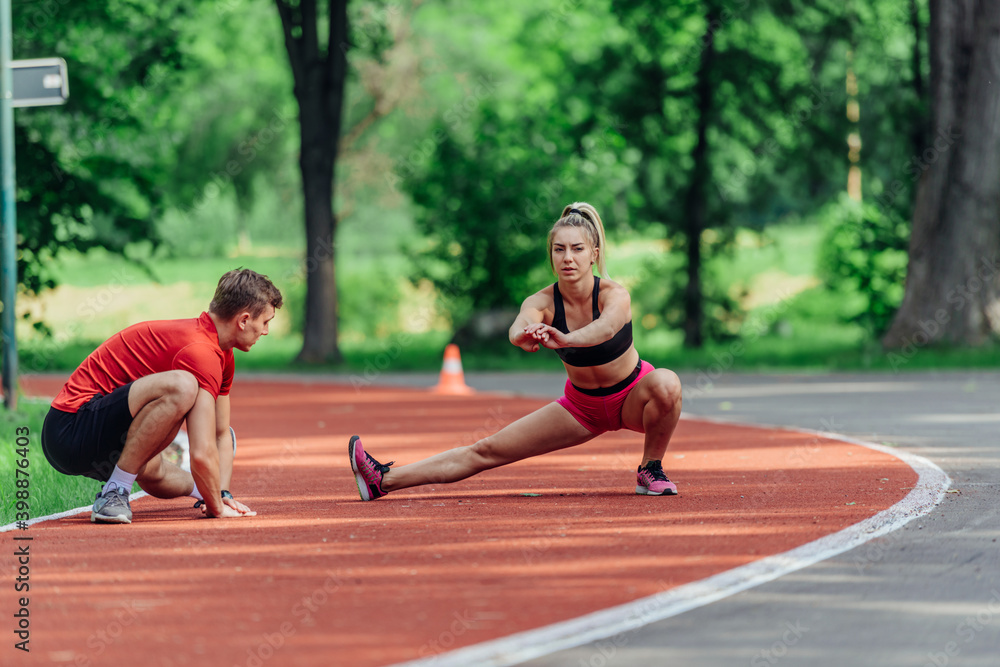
200, 497, 256, 518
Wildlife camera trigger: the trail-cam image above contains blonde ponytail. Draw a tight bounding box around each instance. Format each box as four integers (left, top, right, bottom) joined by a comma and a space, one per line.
547, 202, 610, 278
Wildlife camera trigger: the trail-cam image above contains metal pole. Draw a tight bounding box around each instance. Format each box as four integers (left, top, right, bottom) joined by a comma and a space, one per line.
0, 0, 17, 410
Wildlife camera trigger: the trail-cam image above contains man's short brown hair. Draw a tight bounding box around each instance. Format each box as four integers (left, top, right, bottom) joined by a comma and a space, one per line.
209, 268, 283, 320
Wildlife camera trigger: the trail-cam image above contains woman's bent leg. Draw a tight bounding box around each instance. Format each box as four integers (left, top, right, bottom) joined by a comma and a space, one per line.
620, 368, 683, 465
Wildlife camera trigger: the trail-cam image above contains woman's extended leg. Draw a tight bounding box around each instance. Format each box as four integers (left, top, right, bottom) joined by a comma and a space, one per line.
381, 402, 595, 493
620, 368, 683, 465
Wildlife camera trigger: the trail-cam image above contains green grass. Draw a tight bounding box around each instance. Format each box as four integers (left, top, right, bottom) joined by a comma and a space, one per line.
49, 247, 303, 288
0, 399, 105, 526
727, 224, 824, 280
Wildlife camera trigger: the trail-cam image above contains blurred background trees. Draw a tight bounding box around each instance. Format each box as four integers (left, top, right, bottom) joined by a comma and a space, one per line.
11, 0, 192, 308
5, 0, 998, 369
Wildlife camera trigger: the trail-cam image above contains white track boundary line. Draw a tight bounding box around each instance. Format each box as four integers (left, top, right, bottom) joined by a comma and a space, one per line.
1, 491, 149, 533
388, 420, 951, 667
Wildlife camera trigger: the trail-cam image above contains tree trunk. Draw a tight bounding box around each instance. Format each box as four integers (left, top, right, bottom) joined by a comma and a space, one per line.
299, 147, 341, 363
882, 0, 1000, 349
909, 0, 928, 156
680, 2, 719, 348
276, 0, 348, 363
234, 200, 252, 255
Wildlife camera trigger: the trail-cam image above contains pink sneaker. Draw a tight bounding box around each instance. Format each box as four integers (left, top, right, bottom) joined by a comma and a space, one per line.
636, 460, 678, 496
349, 435, 393, 501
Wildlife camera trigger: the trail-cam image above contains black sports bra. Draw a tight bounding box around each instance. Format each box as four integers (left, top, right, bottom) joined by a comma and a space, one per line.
551, 277, 633, 367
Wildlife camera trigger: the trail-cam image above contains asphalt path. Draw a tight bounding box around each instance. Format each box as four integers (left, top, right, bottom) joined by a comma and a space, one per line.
324, 369, 1000, 667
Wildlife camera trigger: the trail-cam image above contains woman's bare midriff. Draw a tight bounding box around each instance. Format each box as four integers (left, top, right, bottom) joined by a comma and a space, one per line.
563, 346, 641, 390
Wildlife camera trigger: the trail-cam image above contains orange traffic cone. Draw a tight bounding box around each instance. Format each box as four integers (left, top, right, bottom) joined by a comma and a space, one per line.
432, 344, 475, 395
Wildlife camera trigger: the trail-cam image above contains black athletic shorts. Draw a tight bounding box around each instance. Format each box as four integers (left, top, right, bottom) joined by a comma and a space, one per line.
41, 383, 135, 482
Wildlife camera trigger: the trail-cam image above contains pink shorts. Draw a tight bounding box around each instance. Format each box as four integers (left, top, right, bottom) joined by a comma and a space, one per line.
556, 360, 654, 434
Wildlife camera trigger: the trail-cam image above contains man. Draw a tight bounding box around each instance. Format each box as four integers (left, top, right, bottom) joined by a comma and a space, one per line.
41, 268, 282, 523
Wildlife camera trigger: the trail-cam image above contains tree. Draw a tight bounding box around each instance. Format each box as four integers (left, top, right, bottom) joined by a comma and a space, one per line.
168, 1, 297, 256
274, 0, 349, 363
404, 106, 588, 344
401, 0, 854, 347
679, 0, 720, 348
10, 1, 195, 306
583, 0, 850, 346
882, 0, 1000, 348
399, 2, 627, 344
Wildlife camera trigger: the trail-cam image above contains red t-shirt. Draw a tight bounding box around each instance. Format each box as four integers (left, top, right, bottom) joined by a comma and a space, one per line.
51, 312, 235, 413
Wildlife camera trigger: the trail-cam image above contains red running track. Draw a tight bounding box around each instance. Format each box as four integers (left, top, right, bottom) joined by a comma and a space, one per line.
7, 376, 916, 667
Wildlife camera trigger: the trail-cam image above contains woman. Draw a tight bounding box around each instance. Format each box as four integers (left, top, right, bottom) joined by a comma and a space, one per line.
350, 202, 683, 500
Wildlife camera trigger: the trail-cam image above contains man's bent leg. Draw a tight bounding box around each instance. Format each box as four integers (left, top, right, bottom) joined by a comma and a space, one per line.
116, 370, 199, 474
136, 453, 196, 499
92, 371, 198, 522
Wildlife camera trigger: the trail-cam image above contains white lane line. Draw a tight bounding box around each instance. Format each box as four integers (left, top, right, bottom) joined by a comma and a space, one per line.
0, 491, 149, 533
387, 421, 950, 667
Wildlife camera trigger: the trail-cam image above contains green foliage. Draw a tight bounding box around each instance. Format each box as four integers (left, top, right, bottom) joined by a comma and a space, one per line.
849, 0, 930, 216
22, 220, 1000, 376
11, 1, 197, 297
283, 263, 401, 339
339, 266, 403, 338
7, 0, 929, 358
166, 1, 298, 252
404, 106, 584, 331
11, 0, 303, 294
631, 238, 746, 342
158, 176, 304, 257
400, 0, 866, 345
818, 196, 910, 336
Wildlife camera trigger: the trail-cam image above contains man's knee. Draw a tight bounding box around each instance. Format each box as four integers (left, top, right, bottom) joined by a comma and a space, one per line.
143, 371, 199, 418
163, 370, 199, 406
128, 370, 199, 429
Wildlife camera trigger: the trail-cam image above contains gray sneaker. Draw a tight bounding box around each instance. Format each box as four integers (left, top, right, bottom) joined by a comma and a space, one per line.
91, 487, 132, 524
